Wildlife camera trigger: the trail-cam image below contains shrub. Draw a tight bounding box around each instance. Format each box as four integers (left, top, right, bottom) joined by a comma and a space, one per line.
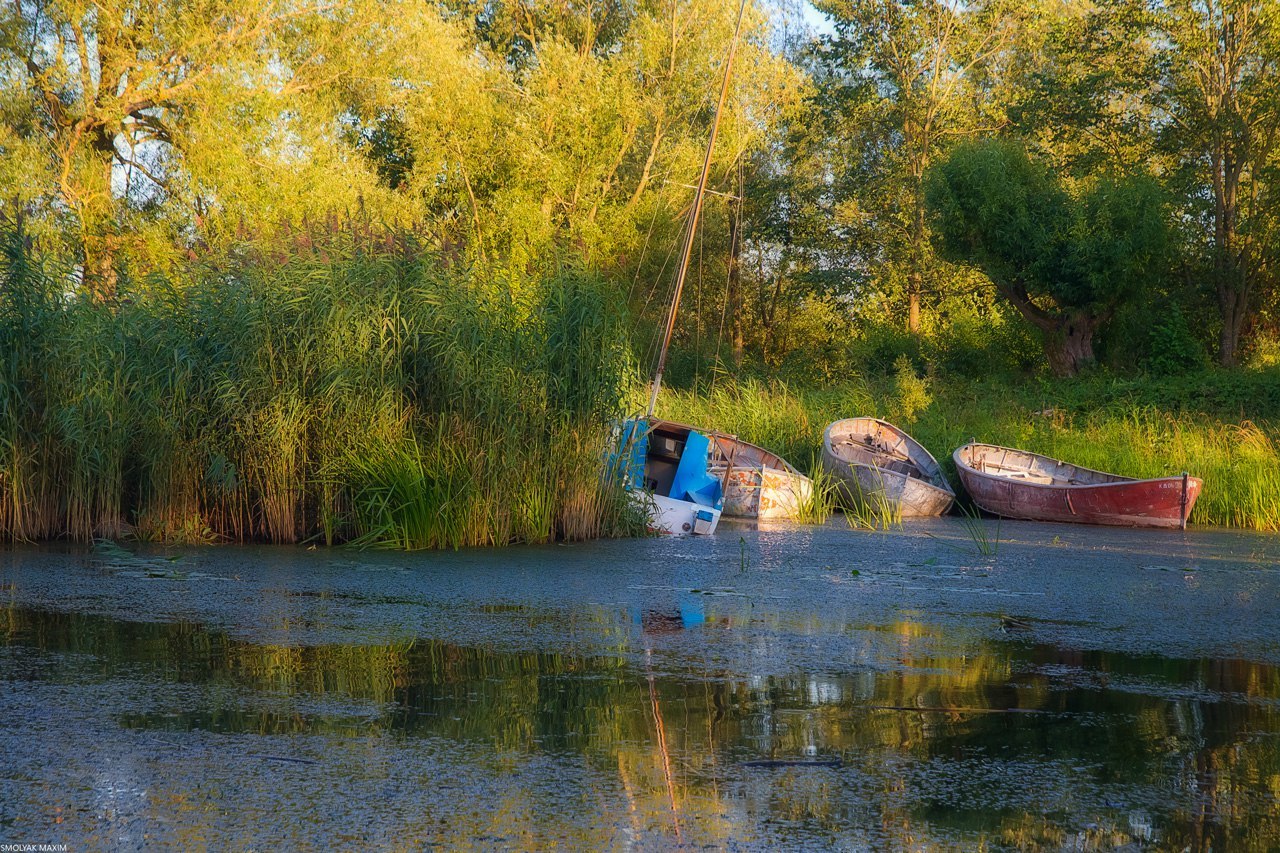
1145, 306, 1209, 376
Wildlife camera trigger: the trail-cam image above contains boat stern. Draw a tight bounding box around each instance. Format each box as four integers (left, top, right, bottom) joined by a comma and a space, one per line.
646, 492, 722, 535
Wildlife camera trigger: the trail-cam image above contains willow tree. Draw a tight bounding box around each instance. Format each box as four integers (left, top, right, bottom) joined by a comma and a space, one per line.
927, 139, 1169, 376
2, 0, 251, 294
0, 0, 406, 296
1002, 0, 1160, 176
350, 0, 806, 314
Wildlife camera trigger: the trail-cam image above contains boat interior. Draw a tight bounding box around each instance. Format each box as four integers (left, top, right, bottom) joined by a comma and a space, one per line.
706, 434, 797, 476
829, 418, 942, 483
643, 421, 689, 496
957, 444, 1131, 486
650, 419, 800, 478
643, 421, 723, 506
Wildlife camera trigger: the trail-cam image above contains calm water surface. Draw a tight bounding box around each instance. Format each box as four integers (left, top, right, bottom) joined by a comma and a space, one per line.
2, 519, 1280, 850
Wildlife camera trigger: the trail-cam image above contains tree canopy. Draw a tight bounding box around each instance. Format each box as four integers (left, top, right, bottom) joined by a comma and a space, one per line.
926, 138, 1169, 375
2, 0, 1279, 377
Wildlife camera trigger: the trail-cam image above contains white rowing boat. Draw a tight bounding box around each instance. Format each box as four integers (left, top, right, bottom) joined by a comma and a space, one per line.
821, 417, 954, 517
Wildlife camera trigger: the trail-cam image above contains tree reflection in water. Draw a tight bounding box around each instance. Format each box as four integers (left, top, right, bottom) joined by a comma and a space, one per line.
4, 604, 1280, 849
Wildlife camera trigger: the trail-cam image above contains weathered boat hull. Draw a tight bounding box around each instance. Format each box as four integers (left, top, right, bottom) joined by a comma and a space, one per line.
622, 419, 812, 524
718, 465, 813, 520
705, 432, 813, 521
645, 493, 722, 535
821, 418, 954, 517
826, 460, 955, 517
954, 443, 1202, 529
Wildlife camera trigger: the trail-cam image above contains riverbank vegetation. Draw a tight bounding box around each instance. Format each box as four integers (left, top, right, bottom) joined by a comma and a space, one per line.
0, 231, 646, 545
2, 0, 1279, 543
659, 374, 1280, 531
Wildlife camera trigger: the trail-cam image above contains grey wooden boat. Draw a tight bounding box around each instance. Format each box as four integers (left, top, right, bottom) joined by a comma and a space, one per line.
821, 418, 955, 517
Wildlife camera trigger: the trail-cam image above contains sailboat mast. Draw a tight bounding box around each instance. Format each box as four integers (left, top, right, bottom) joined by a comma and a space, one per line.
645, 0, 749, 418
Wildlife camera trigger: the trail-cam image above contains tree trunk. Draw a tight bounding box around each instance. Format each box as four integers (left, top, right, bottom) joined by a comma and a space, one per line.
1039, 312, 1097, 377
907, 173, 926, 335
907, 278, 921, 335
1201, 16, 1256, 367
79, 132, 121, 302
1212, 147, 1247, 366
1002, 286, 1099, 377
82, 229, 120, 303
1217, 282, 1248, 367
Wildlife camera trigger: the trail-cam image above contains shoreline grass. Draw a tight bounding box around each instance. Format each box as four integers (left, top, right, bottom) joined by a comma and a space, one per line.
840, 475, 905, 532
5, 223, 1279, 545
660, 377, 1280, 532
791, 463, 838, 526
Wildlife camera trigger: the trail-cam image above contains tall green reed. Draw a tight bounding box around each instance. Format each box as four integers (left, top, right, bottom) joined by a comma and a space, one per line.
0, 224, 644, 547
834, 466, 904, 531
791, 461, 838, 525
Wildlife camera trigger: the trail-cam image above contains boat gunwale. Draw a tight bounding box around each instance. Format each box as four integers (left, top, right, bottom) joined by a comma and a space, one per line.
651, 417, 805, 477
952, 442, 1203, 493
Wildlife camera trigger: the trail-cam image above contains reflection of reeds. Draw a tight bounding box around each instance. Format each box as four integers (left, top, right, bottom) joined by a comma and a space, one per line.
12, 602, 1280, 847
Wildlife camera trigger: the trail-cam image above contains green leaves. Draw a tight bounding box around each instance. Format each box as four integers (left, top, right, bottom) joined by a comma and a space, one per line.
926, 138, 1170, 374
926, 138, 1066, 290
928, 139, 1168, 313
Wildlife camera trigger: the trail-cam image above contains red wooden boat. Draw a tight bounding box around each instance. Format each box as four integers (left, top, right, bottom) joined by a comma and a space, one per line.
953, 443, 1202, 529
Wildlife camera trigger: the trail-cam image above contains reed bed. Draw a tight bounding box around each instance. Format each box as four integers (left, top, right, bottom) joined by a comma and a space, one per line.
660, 379, 1280, 531
838, 473, 905, 531
0, 227, 646, 547
7, 218, 1277, 543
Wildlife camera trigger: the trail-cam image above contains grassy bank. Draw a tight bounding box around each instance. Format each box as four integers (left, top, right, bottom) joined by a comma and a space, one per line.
5, 222, 1278, 544
659, 374, 1280, 531
0, 230, 645, 547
